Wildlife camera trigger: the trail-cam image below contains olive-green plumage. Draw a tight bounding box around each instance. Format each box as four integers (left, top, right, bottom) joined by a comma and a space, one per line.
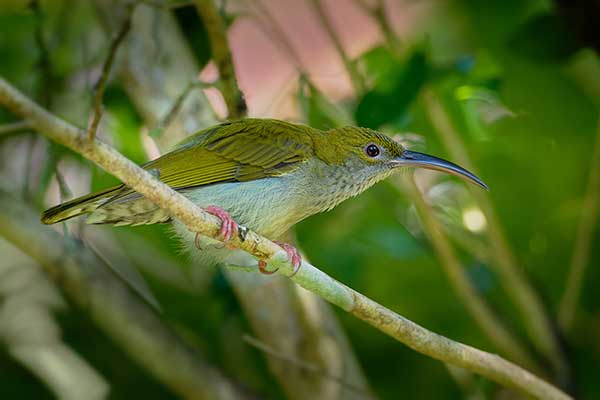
41, 118, 485, 242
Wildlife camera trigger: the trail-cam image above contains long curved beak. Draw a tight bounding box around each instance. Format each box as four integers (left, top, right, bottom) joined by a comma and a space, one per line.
394, 150, 488, 190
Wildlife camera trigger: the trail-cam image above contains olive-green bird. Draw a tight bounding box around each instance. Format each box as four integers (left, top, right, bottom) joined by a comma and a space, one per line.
41, 118, 486, 274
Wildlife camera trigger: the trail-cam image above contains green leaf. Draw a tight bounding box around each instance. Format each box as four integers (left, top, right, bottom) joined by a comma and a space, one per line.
355, 51, 429, 128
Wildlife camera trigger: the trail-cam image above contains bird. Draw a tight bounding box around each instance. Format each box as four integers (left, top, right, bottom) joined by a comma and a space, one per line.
41, 118, 487, 274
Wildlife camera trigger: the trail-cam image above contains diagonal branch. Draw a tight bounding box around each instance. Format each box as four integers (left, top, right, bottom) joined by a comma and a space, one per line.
0, 76, 571, 400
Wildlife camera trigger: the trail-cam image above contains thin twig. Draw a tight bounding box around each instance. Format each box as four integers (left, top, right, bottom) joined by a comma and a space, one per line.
558, 116, 600, 330
149, 80, 212, 138
310, 0, 365, 95
243, 335, 375, 399
87, 2, 135, 141
0, 76, 571, 400
194, 0, 247, 118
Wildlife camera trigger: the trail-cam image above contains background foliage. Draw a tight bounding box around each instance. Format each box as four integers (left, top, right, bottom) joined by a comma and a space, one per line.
0, 0, 598, 399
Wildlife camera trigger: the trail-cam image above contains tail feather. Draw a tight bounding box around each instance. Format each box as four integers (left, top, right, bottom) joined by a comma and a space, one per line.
41, 185, 122, 225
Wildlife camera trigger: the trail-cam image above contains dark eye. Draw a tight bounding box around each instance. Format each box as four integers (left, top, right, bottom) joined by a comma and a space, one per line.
365, 143, 380, 158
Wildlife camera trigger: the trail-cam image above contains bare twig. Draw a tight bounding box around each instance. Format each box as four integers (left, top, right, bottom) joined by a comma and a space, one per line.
0, 76, 571, 400
310, 0, 365, 95
559, 117, 600, 330
243, 334, 375, 399
423, 87, 569, 379
194, 0, 247, 118
87, 2, 134, 141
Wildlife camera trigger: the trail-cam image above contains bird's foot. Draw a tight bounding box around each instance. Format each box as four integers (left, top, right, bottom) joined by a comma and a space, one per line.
257, 241, 302, 276
194, 206, 238, 250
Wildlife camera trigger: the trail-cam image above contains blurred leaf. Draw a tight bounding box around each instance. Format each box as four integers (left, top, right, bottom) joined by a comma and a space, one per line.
297, 77, 353, 130
356, 50, 429, 128
509, 13, 582, 63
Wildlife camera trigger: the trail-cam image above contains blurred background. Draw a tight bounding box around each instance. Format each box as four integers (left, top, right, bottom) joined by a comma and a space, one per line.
0, 0, 599, 399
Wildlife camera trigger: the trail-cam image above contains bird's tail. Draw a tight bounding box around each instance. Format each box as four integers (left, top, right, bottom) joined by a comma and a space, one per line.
41, 185, 121, 225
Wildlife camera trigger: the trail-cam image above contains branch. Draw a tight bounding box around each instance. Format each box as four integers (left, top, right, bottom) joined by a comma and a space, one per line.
423, 88, 569, 378
558, 116, 600, 330
0, 189, 251, 400
0, 76, 571, 400
87, 2, 134, 141
194, 0, 247, 118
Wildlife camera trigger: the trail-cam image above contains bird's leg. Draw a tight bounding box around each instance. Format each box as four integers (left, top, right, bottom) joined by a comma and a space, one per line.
257, 241, 302, 276
203, 206, 239, 246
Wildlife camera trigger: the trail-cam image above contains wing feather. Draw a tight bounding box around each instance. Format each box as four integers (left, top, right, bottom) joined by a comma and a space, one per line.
108, 119, 316, 202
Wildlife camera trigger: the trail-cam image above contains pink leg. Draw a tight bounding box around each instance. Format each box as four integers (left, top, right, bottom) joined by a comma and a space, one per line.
204, 205, 238, 242
273, 241, 302, 276
256, 242, 302, 276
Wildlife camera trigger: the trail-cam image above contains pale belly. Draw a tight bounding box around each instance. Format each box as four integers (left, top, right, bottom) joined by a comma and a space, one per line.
172, 175, 309, 266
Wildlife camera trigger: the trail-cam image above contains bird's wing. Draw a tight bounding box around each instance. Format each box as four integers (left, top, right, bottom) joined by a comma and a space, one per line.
148, 119, 315, 189
103, 119, 316, 204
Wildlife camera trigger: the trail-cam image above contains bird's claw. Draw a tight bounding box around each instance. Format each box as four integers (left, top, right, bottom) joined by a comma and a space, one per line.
257, 241, 302, 276
205, 205, 238, 242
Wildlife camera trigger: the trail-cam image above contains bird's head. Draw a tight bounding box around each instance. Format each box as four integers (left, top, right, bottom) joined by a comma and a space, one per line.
315, 126, 487, 192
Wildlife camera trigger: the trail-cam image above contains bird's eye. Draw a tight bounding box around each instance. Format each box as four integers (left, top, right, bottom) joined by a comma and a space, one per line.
364, 143, 380, 158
